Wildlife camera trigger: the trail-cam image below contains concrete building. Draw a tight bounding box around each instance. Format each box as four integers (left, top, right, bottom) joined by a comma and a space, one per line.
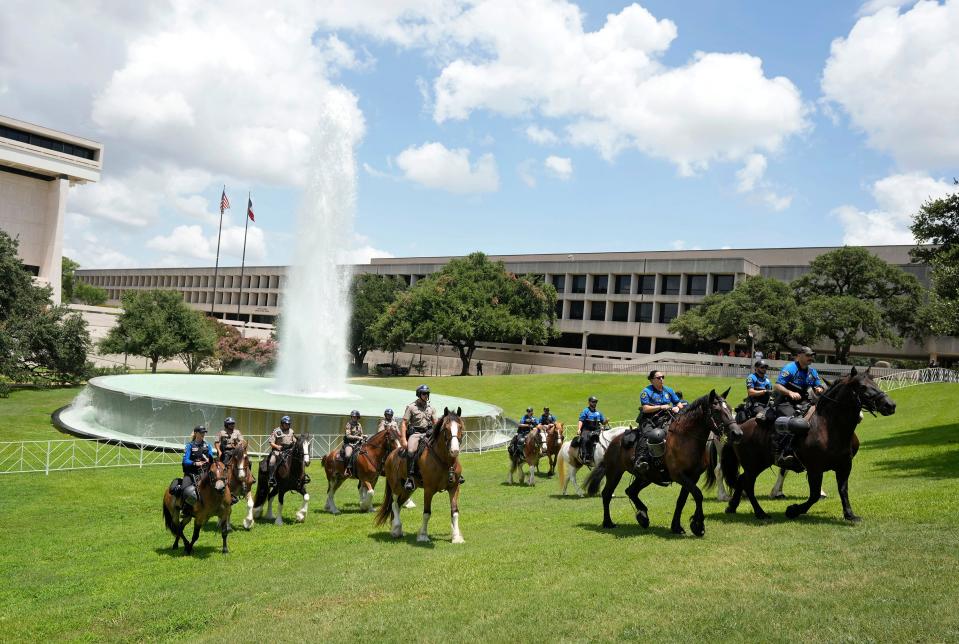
75, 244, 957, 365
0, 115, 103, 303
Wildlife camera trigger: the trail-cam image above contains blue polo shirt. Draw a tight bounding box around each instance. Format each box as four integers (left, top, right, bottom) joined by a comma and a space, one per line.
640, 385, 681, 407
183, 440, 214, 466
539, 413, 556, 425
519, 413, 538, 429
579, 408, 607, 425
777, 361, 823, 390
746, 373, 772, 392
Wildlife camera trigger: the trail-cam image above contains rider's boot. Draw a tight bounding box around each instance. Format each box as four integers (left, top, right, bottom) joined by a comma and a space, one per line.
267, 459, 277, 488
448, 467, 465, 485
403, 451, 416, 491
774, 430, 800, 470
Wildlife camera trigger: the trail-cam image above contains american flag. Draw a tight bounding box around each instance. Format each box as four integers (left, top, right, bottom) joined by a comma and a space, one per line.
247, 196, 255, 222
220, 188, 230, 214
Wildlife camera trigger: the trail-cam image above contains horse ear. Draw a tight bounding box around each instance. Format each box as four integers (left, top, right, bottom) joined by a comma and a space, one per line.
709, 389, 717, 400
865, 366, 872, 377
720, 387, 731, 400
456, 406, 462, 417
444, 406, 450, 416
850, 366, 858, 377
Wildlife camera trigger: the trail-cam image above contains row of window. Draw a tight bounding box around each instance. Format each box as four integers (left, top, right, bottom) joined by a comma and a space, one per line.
539, 333, 694, 354
548, 273, 734, 295
0, 124, 97, 161
84, 273, 283, 290
103, 288, 280, 307
556, 300, 693, 324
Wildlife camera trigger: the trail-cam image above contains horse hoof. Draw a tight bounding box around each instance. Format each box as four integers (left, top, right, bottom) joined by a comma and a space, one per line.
671, 526, 686, 535
724, 505, 737, 514
771, 492, 786, 500
452, 535, 465, 544
222, 548, 229, 554
635, 511, 649, 528
844, 513, 862, 523
275, 518, 284, 526
417, 534, 430, 543
391, 529, 403, 538
295, 512, 306, 522
820, 491, 828, 499
602, 521, 617, 529
242, 519, 253, 530
691, 520, 705, 537
785, 505, 801, 519
757, 512, 772, 521
717, 494, 730, 502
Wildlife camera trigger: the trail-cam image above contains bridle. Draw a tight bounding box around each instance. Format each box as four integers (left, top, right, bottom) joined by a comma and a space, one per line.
819, 379, 888, 417
705, 399, 739, 438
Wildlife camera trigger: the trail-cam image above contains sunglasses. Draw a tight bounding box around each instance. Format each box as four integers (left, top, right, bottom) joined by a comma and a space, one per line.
653, 375, 665, 380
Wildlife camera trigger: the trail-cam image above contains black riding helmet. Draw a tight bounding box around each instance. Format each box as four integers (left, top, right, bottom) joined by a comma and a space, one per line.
416, 384, 430, 397
350, 409, 361, 419
224, 416, 236, 427
588, 396, 598, 405
193, 425, 207, 435
754, 359, 768, 369
384, 408, 394, 419
526, 406, 534, 413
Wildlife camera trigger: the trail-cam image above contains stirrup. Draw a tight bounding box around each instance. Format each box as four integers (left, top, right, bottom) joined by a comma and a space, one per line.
776, 453, 803, 473
403, 477, 415, 491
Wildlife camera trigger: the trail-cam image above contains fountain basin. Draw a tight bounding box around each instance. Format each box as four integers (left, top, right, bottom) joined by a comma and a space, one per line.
56, 374, 514, 452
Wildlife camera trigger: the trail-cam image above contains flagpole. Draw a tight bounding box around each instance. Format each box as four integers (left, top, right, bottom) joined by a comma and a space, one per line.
211, 185, 226, 316
236, 191, 251, 334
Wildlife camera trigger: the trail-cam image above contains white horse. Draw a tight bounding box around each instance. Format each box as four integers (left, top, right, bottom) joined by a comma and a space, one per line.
557, 426, 630, 496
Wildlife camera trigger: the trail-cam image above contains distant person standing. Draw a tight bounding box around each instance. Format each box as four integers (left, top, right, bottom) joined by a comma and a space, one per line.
754, 349, 764, 362
475, 360, 484, 376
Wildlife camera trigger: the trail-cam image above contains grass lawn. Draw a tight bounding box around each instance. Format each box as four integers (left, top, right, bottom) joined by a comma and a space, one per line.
0, 374, 957, 642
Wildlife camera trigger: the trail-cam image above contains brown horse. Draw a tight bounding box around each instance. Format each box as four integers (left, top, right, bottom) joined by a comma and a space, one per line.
321, 425, 401, 514
162, 460, 232, 554
252, 432, 312, 525
507, 427, 548, 486
585, 389, 740, 536
375, 407, 465, 544
721, 367, 896, 521
544, 421, 564, 476
223, 440, 256, 530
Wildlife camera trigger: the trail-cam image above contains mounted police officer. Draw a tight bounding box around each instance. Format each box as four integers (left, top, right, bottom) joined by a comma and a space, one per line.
635, 370, 686, 475
745, 360, 773, 421
510, 406, 538, 458
539, 406, 557, 432
378, 408, 399, 435
341, 410, 365, 478
401, 385, 437, 491
181, 425, 214, 518
576, 396, 608, 465
770, 346, 824, 469
267, 415, 296, 488
214, 417, 243, 464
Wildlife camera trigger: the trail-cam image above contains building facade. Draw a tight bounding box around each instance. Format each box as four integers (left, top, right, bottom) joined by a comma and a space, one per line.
0, 115, 103, 303
75, 245, 956, 364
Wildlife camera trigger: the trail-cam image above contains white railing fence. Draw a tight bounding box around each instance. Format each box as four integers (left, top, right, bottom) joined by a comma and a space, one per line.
874, 368, 959, 392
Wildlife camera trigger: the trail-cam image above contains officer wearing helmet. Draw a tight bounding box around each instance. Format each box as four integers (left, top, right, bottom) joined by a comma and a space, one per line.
340, 410, 365, 478
745, 360, 773, 421
377, 408, 399, 439
215, 416, 244, 464
181, 425, 214, 518
401, 385, 437, 491
510, 406, 539, 458
267, 415, 295, 488
576, 396, 608, 465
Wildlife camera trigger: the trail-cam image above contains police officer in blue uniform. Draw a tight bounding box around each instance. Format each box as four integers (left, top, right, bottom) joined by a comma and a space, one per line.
771, 346, 825, 469
576, 396, 608, 465
181, 425, 215, 518
638, 370, 686, 429
745, 360, 773, 420
511, 407, 539, 457
539, 407, 557, 429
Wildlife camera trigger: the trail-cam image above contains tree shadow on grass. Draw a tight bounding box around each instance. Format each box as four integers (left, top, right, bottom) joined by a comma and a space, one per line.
861, 422, 959, 479
366, 531, 437, 548
577, 522, 681, 540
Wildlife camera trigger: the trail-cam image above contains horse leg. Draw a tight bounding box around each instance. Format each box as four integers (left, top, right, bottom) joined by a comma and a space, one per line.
295, 490, 310, 523
325, 477, 343, 514
265, 491, 275, 521
274, 491, 284, 525
624, 477, 651, 528
670, 486, 690, 535
219, 516, 229, 554
770, 468, 787, 498
743, 471, 770, 520
507, 459, 515, 484
570, 464, 584, 497
786, 470, 824, 519
600, 469, 623, 529
527, 459, 536, 486
390, 485, 404, 539
185, 519, 200, 555
242, 492, 255, 530
678, 473, 706, 537
714, 440, 730, 502
835, 461, 860, 522
418, 489, 435, 543
450, 485, 464, 544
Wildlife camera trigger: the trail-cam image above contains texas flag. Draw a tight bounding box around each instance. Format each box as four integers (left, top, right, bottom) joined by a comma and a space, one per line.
247, 196, 255, 222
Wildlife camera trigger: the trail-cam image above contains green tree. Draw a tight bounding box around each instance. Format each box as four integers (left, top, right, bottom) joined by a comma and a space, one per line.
0, 232, 92, 384
792, 246, 924, 363
910, 183, 959, 336
668, 276, 806, 350
61, 256, 79, 301
372, 252, 557, 375
74, 281, 108, 306
99, 290, 202, 373
349, 274, 406, 367
177, 312, 218, 373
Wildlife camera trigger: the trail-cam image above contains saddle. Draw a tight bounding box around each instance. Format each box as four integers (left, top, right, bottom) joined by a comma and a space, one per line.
629, 427, 670, 486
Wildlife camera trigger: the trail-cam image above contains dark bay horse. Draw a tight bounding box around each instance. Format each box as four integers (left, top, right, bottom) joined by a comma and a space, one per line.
252, 433, 312, 525
544, 421, 565, 476
375, 407, 465, 544
722, 367, 895, 521
585, 389, 740, 536
224, 440, 255, 530
163, 460, 232, 554
322, 425, 400, 514
507, 426, 547, 486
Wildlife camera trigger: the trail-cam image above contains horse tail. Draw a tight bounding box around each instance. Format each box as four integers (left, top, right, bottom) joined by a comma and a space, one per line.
557, 446, 567, 487
584, 462, 606, 497
374, 480, 394, 527
720, 440, 740, 491
163, 497, 175, 534
704, 440, 717, 490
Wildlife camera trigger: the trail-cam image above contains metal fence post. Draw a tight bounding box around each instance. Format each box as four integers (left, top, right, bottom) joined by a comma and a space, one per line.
45, 441, 51, 475
19, 442, 24, 474
139, 442, 144, 469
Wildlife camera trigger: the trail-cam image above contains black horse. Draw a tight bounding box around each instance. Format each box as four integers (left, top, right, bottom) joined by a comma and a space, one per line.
252, 433, 312, 525
722, 367, 896, 521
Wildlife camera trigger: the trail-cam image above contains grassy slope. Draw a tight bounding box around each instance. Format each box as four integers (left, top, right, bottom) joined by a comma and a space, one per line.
0, 376, 957, 642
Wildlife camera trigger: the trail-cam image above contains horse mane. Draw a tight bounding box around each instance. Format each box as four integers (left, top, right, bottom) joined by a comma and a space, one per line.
680, 394, 711, 417
814, 373, 858, 417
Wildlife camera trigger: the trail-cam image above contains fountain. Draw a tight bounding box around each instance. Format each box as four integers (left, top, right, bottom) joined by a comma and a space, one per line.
55, 98, 513, 452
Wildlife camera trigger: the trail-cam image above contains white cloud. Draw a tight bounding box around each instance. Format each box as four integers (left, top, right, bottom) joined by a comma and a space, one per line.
526, 125, 559, 145
146, 220, 266, 264
834, 172, 955, 244
822, 0, 959, 169
395, 142, 499, 193
857, 0, 916, 17
517, 159, 537, 188
421, 2, 807, 172
733, 154, 792, 211
544, 155, 572, 180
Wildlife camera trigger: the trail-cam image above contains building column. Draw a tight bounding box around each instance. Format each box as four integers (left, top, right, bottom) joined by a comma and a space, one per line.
649, 337, 657, 354
43, 177, 69, 304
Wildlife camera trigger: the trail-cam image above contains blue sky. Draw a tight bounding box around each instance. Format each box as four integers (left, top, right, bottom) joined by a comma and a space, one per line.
2, 0, 957, 268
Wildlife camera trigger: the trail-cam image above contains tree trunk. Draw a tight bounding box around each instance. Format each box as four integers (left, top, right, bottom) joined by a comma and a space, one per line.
455, 343, 476, 376
150, 356, 159, 373
351, 349, 367, 367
